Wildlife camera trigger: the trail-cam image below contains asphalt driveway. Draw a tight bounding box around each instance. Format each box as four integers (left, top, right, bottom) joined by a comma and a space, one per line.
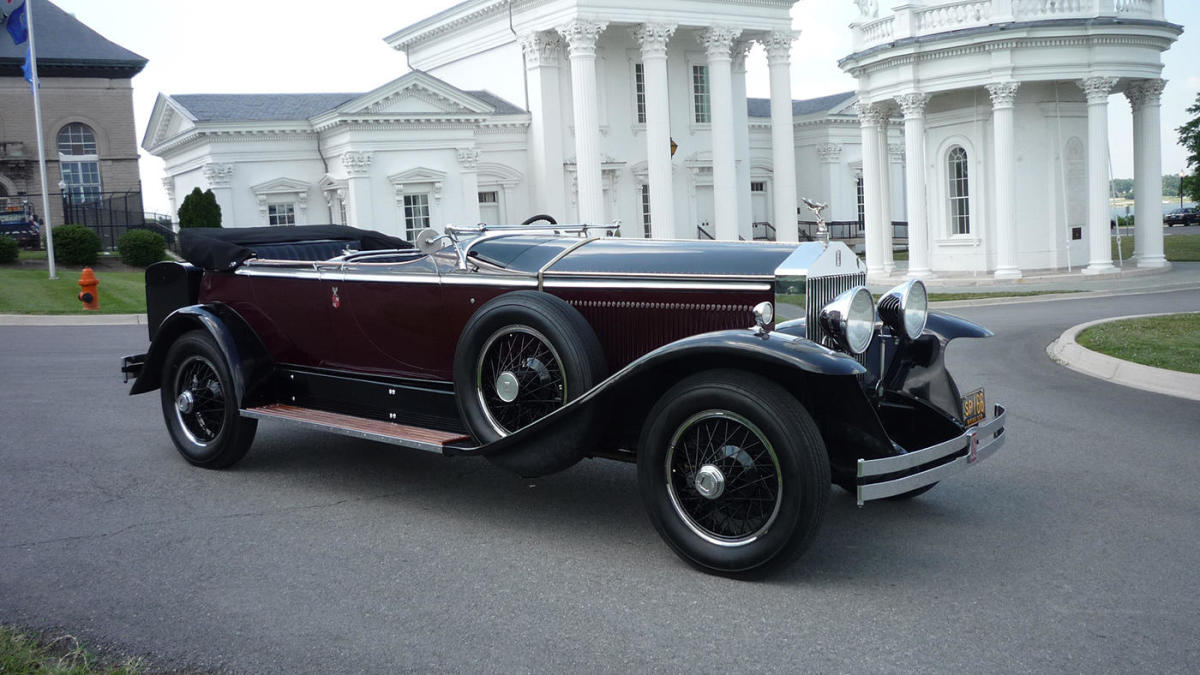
2, 289, 1199, 672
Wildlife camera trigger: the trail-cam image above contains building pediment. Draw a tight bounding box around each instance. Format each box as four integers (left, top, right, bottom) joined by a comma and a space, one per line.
327, 71, 494, 118
142, 94, 197, 152
251, 177, 311, 195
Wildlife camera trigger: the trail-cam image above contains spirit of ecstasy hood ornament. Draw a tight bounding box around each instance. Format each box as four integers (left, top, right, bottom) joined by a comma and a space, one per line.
801, 197, 830, 247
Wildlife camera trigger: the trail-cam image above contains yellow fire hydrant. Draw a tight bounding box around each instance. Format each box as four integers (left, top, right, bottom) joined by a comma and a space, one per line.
78, 267, 100, 311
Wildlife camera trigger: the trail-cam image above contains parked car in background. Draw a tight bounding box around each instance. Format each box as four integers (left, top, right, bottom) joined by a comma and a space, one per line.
121, 221, 1007, 576
1164, 206, 1200, 226
0, 199, 39, 249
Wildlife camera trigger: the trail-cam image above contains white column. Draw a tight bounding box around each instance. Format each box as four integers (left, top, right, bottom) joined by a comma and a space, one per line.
557, 20, 608, 224
519, 32, 567, 222
986, 81, 1022, 279
857, 102, 885, 275
202, 163, 236, 225
762, 31, 799, 243
817, 143, 842, 219
341, 152, 373, 230
161, 176, 177, 221
732, 39, 753, 240
698, 26, 742, 240
457, 148, 481, 225
1127, 79, 1168, 267
875, 117, 894, 273
896, 92, 932, 278
1079, 76, 1119, 274
633, 23, 676, 239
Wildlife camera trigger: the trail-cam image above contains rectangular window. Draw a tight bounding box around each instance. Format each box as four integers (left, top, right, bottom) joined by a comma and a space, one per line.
948, 147, 971, 235
640, 184, 652, 238
267, 203, 295, 226
478, 191, 498, 203
750, 181, 766, 193
692, 65, 710, 123
60, 161, 102, 203
634, 63, 647, 124
403, 193, 430, 240
856, 174, 865, 226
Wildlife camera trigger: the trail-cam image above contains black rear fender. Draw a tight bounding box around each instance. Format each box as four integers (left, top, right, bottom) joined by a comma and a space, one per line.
128, 304, 273, 407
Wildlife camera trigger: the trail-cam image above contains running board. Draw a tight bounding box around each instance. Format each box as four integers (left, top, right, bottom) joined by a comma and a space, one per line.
242, 404, 475, 454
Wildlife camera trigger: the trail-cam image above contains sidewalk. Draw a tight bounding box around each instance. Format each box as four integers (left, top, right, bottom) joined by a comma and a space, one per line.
870, 260, 1200, 296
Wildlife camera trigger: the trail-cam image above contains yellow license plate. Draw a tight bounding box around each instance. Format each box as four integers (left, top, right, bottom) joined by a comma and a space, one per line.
961, 388, 985, 427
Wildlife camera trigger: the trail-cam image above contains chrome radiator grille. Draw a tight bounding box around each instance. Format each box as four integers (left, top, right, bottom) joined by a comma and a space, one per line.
805, 272, 867, 350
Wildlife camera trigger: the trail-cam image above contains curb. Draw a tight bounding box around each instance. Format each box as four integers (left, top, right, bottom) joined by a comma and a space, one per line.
0, 313, 147, 326
1046, 312, 1200, 402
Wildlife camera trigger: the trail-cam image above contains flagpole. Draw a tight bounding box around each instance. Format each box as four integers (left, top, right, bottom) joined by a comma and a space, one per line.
24, 0, 56, 279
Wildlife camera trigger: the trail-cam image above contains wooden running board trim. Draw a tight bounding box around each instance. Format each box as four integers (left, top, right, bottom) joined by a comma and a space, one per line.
242, 404, 474, 454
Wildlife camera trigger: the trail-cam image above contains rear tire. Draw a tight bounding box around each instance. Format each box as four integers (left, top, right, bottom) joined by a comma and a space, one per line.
637, 370, 830, 576
160, 330, 257, 469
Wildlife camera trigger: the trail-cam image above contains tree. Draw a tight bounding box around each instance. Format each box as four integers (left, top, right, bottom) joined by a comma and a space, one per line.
177, 187, 222, 228
1177, 92, 1200, 202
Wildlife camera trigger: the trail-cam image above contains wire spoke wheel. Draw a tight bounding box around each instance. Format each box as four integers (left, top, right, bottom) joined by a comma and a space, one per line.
665, 410, 783, 547
475, 325, 567, 435
172, 354, 226, 446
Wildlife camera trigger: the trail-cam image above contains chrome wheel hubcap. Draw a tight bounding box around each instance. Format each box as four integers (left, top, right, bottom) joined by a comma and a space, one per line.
495, 371, 520, 403
175, 390, 195, 415
694, 464, 726, 500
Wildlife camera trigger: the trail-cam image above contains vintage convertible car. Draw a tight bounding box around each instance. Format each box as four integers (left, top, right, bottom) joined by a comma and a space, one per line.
122, 222, 1006, 576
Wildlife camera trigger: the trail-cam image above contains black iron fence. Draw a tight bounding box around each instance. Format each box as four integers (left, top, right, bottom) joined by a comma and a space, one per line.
61, 191, 177, 251
798, 220, 908, 242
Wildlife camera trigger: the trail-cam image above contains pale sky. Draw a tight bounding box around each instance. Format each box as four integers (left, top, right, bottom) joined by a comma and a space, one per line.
45, 0, 1200, 215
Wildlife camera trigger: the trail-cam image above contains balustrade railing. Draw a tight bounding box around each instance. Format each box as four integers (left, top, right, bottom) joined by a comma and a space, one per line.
852, 0, 1165, 51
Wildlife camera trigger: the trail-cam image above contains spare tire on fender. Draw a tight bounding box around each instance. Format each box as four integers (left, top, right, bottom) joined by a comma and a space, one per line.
453, 290, 607, 476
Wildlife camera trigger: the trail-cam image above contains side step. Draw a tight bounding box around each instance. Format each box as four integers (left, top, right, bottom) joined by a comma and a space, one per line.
242, 404, 475, 455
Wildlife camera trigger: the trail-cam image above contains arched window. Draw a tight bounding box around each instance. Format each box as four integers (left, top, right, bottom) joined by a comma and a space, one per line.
57, 123, 101, 203
947, 146, 970, 235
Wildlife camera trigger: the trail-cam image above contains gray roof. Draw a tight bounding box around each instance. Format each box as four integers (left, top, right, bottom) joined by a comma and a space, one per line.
748, 91, 857, 118
465, 90, 526, 115
171, 93, 359, 122
171, 88, 525, 123
0, 0, 146, 77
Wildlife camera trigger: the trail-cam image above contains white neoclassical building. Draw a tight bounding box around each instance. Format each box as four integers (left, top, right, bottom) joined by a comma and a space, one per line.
842, 0, 1181, 278
143, 0, 1181, 279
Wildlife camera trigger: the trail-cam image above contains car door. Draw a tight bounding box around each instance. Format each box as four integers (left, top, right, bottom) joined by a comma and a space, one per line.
330, 250, 447, 380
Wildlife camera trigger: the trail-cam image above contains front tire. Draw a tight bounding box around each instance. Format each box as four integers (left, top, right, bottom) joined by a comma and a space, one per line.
160, 330, 257, 469
637, 370, 830, 576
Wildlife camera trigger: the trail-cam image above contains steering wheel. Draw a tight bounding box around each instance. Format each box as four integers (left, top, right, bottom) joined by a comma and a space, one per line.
521, 214, 557, 225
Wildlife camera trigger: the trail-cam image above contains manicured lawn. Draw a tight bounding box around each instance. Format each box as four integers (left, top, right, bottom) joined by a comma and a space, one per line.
0, 625, 142, 674
1111, 233, 1200, 261
1076, 313, 1200, 374
0, 265, 146, 314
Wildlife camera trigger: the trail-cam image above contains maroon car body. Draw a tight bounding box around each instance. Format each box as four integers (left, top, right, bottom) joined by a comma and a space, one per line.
122, 223, 1007, 576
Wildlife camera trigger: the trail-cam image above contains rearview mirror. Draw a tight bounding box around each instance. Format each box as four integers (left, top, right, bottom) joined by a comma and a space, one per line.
415, 228, 446, 254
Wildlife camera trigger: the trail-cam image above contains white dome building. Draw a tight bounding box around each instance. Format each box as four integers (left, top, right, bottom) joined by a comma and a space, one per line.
840, 0, 1182, 279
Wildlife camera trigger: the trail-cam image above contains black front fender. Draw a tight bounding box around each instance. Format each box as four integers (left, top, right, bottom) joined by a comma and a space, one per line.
128, 304, 273, 407
451, 328, 886, 466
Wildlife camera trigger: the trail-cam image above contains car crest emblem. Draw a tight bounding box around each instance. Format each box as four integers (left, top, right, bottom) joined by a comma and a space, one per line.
331, 286, 340, 309
836, 250, 842, 266
968, 431, 979, 463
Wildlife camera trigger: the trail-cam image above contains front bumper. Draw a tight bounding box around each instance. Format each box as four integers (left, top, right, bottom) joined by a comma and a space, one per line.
856, 404, 1006, 506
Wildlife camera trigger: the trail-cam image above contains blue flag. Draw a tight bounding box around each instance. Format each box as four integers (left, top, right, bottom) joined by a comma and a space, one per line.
6, 1, 28, 45
22, 42, 34, 86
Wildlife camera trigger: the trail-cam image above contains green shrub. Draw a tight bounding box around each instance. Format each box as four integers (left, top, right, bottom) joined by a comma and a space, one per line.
178, 187, 222, 228
52, 224, 102, 266
0, 235, 17, 263
118, 229, 167, 267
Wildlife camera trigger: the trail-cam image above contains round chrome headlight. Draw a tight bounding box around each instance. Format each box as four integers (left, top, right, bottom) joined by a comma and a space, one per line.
877, 279, 928, 340
819, 286, 876, 355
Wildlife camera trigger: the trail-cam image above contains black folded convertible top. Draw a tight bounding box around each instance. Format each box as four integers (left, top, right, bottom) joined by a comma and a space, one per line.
180, 225, 412, 271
